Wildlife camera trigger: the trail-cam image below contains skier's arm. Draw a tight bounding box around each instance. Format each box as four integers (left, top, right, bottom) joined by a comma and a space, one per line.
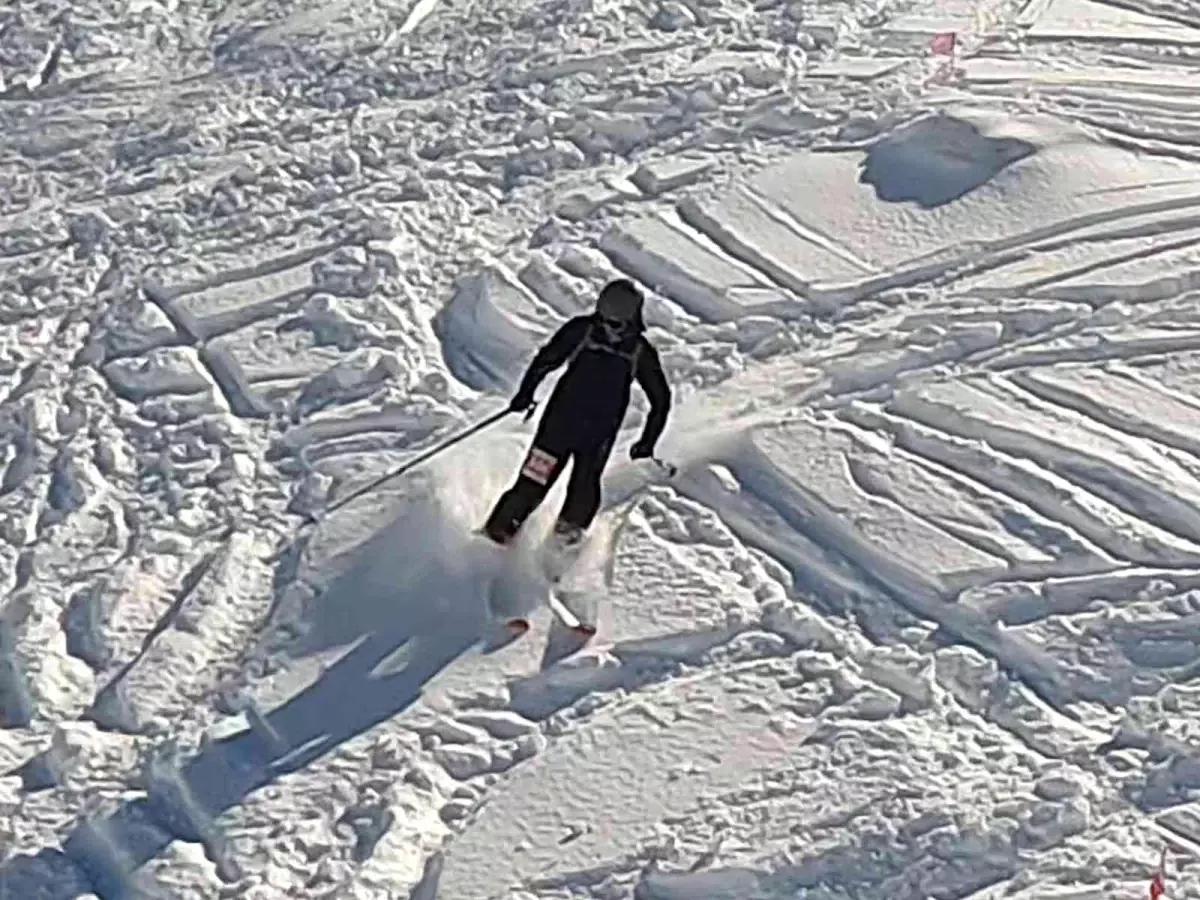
634, 341, 671, 449
512, 317, 590, 404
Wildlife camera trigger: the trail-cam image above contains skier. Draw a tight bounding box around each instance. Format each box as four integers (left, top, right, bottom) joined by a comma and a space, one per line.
482, 278, 671, 547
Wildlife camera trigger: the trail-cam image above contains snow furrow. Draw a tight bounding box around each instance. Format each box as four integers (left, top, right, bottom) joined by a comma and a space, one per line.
86, 545, 224, 733
731, 449, 1091, 712
843, 403, 1182, 565
890, 376, 1200, 552
7, 0, 1200, 896
1009, 365, 1200, 462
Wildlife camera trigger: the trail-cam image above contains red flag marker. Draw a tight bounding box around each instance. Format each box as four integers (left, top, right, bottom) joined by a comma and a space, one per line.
1150, 846, 1167, 900
929, 31, 957, 55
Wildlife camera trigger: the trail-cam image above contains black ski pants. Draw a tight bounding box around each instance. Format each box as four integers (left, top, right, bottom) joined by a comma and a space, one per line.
484, 422, 615, 544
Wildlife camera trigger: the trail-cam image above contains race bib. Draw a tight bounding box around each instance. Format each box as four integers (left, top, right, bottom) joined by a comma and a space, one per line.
521, 448, 558, 485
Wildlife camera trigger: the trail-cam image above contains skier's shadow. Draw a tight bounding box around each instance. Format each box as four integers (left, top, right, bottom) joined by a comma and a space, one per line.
188, 489, 492, 801
0, 490, 496, 899
181, 621, 479, 814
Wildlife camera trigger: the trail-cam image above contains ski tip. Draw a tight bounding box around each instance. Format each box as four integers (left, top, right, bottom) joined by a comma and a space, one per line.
505, 618, 531, 635
475, 530, 509, 548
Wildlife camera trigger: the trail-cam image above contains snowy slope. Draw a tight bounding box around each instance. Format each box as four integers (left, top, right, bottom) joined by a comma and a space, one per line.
4, 0, 1200, 897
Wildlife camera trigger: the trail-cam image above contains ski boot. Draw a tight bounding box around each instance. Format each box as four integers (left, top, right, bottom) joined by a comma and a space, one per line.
552, 519, 586, 547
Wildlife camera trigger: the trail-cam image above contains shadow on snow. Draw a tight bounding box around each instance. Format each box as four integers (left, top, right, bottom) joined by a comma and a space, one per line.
0, 421, 681, 900
0, 476, 511, 900
859, 112, 1036, 209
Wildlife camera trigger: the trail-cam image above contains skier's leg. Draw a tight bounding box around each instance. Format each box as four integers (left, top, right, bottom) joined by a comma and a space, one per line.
555, 436, 615, 537
483, 440, 569, 544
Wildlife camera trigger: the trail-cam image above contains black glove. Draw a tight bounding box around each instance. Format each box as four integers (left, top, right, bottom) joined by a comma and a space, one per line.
630, 438, 654, 460
508, 390, 535, 413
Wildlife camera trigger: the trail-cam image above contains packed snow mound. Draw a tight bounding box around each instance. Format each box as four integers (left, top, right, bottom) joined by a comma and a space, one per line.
858, 111, 1037, 208
655, 107, 1200, 309
433, 265, 562, 393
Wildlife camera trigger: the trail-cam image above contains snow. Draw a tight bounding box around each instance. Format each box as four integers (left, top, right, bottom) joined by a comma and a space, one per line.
1026, 0, 1200, 44
5, 0, 1200, 898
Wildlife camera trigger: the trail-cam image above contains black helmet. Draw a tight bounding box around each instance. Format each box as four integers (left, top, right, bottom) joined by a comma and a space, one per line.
595, 279, 643, 324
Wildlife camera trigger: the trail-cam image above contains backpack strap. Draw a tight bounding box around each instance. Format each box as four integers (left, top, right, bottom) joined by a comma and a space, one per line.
629, 339, 643, 373
565, 321, 595, 367
566, 317, 642, 374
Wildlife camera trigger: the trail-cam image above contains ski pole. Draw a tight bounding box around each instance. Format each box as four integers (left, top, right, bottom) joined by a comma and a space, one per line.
311, 407, 512, 523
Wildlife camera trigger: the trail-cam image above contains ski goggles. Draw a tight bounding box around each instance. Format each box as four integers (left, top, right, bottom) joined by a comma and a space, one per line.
598, 315, 632, 332
598, 320, 632, 343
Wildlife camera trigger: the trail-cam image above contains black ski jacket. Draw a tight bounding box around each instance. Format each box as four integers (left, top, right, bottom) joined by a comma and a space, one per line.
513, 314, 671, 451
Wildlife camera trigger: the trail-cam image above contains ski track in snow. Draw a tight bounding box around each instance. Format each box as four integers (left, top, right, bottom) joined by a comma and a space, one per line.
6, 0, 1200, 896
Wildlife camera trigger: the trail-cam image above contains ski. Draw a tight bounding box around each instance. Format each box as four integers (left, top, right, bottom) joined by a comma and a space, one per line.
474, 522, 598, 645
475, 526, 538, 643
478, 614, 530, 653
484, 586, 533, 642
539, 612, 596, 669
503, 616, 531, 636
540, 528, 598, 637
547, 591, 596, 637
